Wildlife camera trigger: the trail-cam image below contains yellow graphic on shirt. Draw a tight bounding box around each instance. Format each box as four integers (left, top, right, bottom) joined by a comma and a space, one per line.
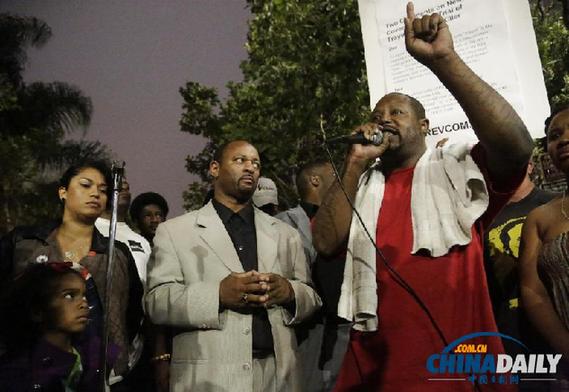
487, 217, 526, 259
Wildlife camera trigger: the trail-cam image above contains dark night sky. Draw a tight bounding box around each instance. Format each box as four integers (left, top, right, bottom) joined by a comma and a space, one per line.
2, 0, 250, 217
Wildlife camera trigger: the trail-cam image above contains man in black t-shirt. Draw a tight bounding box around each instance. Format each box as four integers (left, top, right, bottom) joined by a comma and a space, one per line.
485, 162, 558, 357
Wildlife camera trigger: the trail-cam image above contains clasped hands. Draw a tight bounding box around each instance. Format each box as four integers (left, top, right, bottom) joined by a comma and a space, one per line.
219, 270, 294, 310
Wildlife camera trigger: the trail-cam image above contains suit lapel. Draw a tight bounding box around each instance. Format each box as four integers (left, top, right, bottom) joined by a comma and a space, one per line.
196, 202, 244, 272
255, 209, 280, 274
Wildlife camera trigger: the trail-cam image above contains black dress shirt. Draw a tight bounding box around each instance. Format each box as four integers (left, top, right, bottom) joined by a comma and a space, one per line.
212, 199, 274, 353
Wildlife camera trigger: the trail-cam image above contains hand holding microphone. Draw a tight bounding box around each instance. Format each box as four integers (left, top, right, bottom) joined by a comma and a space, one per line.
328, 123, 391, 163
327, 130, 384, 146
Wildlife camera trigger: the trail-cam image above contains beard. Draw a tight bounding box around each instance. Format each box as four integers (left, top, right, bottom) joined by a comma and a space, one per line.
235, 187, 255, 203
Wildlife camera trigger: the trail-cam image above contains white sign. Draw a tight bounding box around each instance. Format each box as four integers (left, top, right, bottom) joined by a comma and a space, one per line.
358, 0, 550, 145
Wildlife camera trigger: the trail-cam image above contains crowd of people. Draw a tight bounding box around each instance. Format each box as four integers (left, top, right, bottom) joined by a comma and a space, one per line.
2, 2, 569, 391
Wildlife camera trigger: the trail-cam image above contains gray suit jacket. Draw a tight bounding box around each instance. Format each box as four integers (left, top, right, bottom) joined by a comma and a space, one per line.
145, 202, 322, 392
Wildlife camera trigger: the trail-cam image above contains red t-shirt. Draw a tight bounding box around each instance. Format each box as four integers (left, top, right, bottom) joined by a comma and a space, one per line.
334, 145, 524, 391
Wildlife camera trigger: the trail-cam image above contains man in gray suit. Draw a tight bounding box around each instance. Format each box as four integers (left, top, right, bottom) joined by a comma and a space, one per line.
145, 140, 322, 392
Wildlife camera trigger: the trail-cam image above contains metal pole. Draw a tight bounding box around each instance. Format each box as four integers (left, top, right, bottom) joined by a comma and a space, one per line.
101, 161, 125, 391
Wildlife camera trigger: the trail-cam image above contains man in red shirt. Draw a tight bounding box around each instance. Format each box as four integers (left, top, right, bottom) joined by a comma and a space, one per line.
312, 2, 533, 391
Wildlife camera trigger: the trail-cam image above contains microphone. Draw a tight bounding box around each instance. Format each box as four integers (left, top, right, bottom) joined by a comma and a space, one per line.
326, 132, 383, 146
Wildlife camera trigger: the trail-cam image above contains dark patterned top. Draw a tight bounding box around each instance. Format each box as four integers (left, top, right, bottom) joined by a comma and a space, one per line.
538, 231, 569, 330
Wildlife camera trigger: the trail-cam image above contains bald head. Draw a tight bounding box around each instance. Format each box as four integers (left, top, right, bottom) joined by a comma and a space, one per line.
210, 140, 261, 207
296, 161, 335, 205
383, 92, 426, 120
213, 139, 251, 163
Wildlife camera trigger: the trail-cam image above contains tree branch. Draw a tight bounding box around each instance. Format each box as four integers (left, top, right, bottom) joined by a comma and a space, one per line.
536, 0, 545, 21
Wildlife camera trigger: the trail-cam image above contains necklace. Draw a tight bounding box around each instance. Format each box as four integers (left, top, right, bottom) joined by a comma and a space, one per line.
562, 190, 569, 221
56, 229, 91, 263
63, 247, 89, 263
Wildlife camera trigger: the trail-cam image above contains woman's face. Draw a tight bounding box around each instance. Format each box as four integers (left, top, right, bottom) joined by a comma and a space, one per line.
58, 167, 108, 222
547, 108, 569, 174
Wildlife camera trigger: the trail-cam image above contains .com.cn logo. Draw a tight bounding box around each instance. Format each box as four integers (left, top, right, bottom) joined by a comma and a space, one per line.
426, 332, 561, 386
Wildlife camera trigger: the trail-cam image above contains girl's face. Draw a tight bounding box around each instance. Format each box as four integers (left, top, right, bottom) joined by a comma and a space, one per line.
58, 167, 108, 222
46, 273, 89, 335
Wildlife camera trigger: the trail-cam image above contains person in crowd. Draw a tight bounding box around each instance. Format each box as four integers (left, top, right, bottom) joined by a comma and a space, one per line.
485, 159, 557, 355
0, 160, 143, 390
0, 262, 94, 391
96, 176, 151, 284
277, 160, 349, 391
145, 139, 321, 391
520, 105, 569, 385
129, 192, 169, 246
252, 176, 279, 216
277, 161, 335, 265
312, 3, 533, 391
129, 190, 171, 392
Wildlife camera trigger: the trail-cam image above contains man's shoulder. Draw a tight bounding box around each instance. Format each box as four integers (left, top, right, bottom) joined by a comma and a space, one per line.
276, 205, 304, 219
160, 209, 201, 231
118, 224, 149, 246
276, 205, 310, 229
94, 219, 151, 254
532, 188, 560, 205
275, 207, 294, 223
256, 209, 301, 238
527, 196, 558, 221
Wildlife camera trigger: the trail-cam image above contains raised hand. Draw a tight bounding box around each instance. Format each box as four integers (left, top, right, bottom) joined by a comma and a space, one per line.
404, 1, 454, 66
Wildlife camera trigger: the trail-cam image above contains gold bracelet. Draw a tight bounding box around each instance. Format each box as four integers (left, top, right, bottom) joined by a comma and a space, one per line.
151, 353, 171, 362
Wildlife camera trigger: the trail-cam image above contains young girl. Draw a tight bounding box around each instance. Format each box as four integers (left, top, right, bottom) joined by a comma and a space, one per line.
0, 160, 143, 386
0, 262, 96, 392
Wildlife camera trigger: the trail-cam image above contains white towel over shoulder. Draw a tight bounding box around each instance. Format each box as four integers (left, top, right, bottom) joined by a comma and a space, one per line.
337, 143, 489, 332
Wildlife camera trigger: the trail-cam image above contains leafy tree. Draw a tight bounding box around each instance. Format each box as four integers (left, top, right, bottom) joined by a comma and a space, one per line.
180, 0, 369, 210
526, 1, 569, 190
0, 13, 51, 87
531, 0, 569, 108
180, 0, 569, 210
0, 13, 110, 234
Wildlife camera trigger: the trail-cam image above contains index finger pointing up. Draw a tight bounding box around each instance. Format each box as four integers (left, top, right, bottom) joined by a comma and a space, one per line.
404, 1, 416, 42
406, 2, 416, 21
